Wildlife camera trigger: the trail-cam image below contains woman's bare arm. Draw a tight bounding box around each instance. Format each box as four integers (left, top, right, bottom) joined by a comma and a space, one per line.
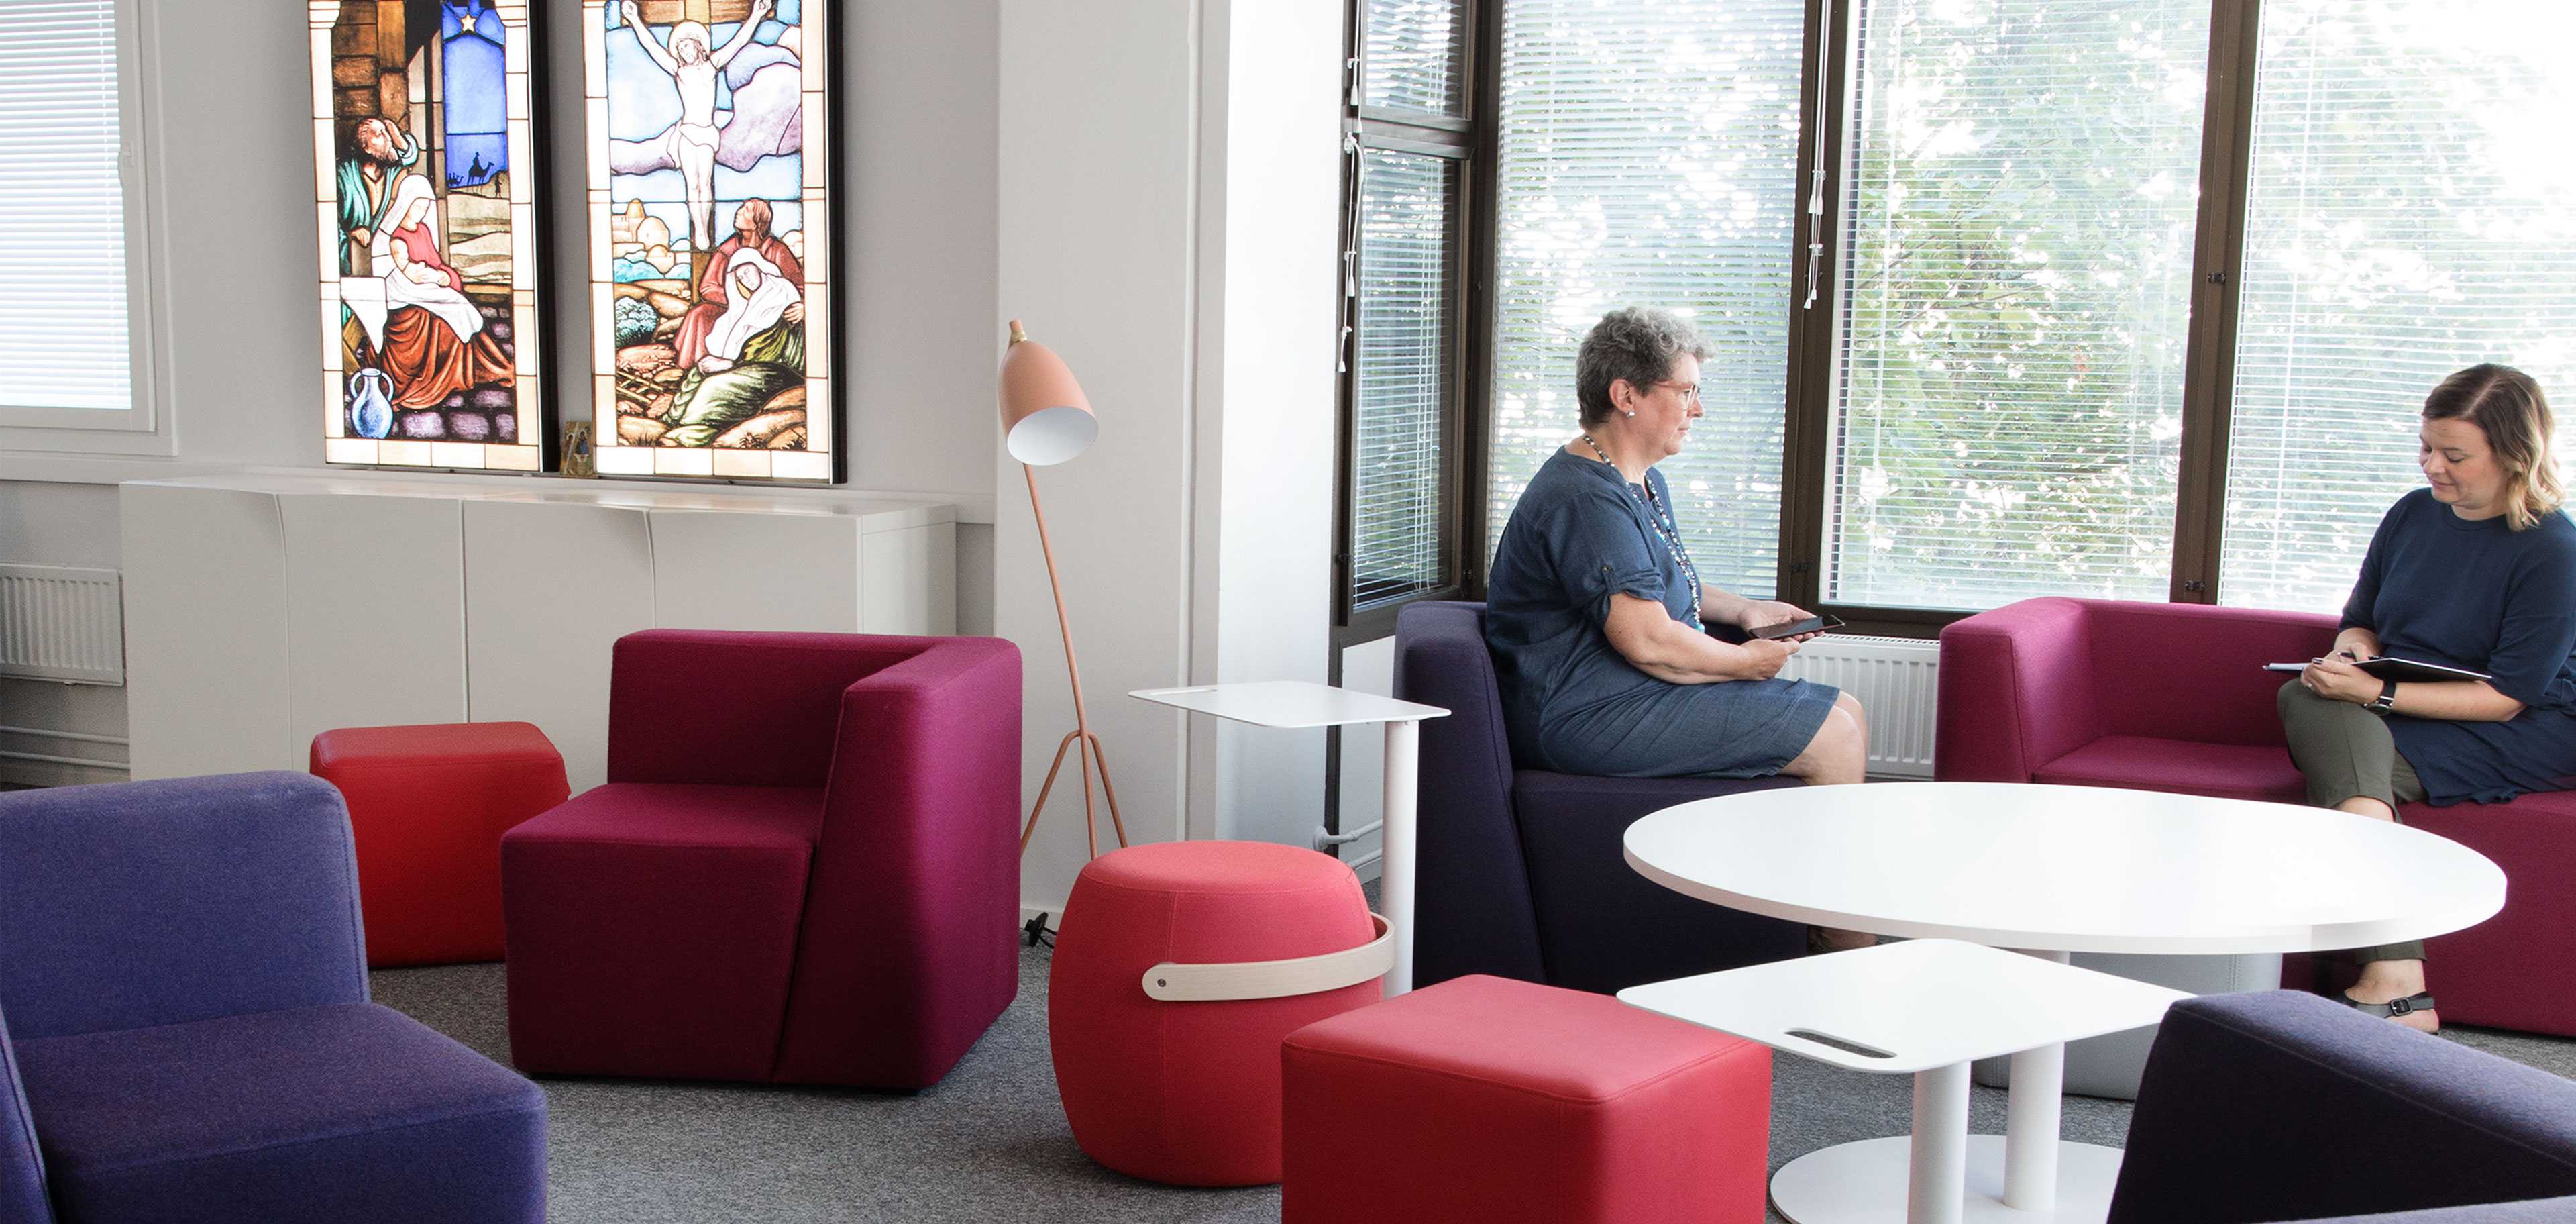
1603, 593, 1795, 684
2302, 656, 2526, 721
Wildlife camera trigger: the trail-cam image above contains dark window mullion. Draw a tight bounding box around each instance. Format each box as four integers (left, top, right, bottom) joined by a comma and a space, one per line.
2167, 0, 2263, 605
1780, 0, 1854, 615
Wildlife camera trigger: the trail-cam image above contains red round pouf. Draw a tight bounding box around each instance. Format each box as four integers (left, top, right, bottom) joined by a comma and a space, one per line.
1047, 841, 1382, 1186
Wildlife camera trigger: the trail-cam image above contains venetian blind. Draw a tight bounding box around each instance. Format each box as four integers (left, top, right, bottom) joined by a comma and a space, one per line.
1350, 148, 1458, 606
1825, 0, 2209, 611
0, 0, 132, 412
1362, 0, 1465, 117
1488, 0, 1809, 599
2219, 1, 2576, 613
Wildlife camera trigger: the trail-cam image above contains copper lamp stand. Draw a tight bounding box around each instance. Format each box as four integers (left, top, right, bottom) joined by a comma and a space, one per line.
1015, 461, 1128, 859
1000, 319, 1127, 861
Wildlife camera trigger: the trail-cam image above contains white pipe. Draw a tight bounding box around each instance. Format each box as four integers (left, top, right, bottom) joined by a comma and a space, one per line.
0, 748, 127, 770
0, 725, 130, 747
1314, 819, 1383, 848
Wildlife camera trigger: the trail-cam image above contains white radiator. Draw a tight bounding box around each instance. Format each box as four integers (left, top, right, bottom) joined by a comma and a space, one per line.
1778, 634, 1940, 778
0, 564, 125, 685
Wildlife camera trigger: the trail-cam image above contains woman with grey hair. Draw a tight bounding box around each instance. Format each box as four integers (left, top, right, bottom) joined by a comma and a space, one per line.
1485, 307, 1869, 799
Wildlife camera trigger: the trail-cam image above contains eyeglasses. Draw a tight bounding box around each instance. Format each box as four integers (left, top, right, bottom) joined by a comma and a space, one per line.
1650, 380, 1701, 403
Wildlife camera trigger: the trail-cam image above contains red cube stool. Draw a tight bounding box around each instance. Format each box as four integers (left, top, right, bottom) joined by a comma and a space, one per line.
310, 722, 569, 968
1282, 974, 1773, 1224
1048, 841, 1391, 1186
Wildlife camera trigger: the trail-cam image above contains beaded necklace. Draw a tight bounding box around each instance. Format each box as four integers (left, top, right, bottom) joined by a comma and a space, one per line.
1580, 434, 1702, 629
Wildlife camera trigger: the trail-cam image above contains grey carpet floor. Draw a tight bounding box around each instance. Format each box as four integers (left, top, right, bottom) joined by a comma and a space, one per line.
370, 946, 2576, 1224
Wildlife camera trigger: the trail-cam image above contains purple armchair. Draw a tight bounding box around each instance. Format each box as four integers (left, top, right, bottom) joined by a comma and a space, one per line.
0, 772, 545, 1223
1939, 597, 2576, 1038
1391, 601, 1805, 994
502, 629, 1022, 1090
2110, 990, 2576, 1223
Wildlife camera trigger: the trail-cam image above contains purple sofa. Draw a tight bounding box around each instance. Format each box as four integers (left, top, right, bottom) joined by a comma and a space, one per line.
502, 629, 1022, 1090
1941, 597, 2576, 1036
0, 772, 545, 1224
2110, 990, 2576, 1223
1391, 601, 1805, 994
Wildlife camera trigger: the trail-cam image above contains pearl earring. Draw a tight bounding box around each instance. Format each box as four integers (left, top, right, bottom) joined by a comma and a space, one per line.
1623, 409, 1636, 418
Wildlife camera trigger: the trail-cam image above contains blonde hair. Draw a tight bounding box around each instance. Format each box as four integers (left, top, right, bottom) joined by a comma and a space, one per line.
2423, 364, 2564, 531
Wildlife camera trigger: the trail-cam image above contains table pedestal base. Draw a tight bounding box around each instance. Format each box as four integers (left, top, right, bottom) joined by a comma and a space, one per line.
1772, 1135, 2125, 1224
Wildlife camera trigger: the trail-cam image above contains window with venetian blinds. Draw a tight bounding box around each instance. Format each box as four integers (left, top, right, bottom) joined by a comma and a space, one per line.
0, 0, 133, 415
1825, 0, 2210, 611
1344, 0, 1469, 613
1487, 0, 1808, 600
2219, 0, 2576, 612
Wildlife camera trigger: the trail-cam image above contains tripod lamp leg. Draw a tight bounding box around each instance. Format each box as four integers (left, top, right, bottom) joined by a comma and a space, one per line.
1020, 729, 1085, 855
1083, 732, 1129, 848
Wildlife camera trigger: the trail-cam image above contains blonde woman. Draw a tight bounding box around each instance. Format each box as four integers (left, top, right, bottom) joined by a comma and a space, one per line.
2279, 364, 2576, 1031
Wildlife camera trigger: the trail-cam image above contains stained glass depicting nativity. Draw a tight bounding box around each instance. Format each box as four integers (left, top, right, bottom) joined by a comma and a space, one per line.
331, 0, 526, 449
605, 0, 814, 452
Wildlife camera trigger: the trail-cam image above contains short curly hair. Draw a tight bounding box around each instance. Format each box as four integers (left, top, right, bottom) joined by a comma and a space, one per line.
1575, 308, 1709, 427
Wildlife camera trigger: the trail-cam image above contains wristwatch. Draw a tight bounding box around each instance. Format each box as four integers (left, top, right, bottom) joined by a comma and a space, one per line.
2367, 678, 2398, 715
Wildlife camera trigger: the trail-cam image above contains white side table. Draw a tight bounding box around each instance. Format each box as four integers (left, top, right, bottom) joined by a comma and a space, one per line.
1130, 680, 1449, 994
1621, 939, 2188, 1224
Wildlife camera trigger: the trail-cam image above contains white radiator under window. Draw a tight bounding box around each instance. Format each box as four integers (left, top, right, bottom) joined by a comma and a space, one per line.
1778, 635, 1941, 778
0, 564, 125, 685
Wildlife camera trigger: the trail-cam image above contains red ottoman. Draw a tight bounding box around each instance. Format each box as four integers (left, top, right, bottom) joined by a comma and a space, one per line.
1282, 974, 1772, 1224
310, 722, 569, 968
1049, 841, 1388, 1186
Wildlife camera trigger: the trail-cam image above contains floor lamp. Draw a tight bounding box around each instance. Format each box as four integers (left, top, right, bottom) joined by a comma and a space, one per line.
1000, 319, 1128, 861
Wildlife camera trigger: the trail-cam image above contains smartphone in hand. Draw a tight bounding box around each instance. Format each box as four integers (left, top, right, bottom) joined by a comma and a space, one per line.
1748, 613, 1846, 640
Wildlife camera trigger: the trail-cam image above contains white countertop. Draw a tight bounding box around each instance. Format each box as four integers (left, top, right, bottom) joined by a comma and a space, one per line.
1130, 680, 1449, 729
122, 468, 969, 531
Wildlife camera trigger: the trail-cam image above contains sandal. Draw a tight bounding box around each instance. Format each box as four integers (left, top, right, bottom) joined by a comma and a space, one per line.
2340, 990, 2436, 1019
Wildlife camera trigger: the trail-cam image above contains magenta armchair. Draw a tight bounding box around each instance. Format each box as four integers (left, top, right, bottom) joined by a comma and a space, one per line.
1939, 597, 2576, 1039
502, 629, 1023, 1089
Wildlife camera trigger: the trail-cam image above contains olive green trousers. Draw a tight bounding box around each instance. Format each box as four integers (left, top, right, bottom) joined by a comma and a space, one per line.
2277, 680, 2428, 966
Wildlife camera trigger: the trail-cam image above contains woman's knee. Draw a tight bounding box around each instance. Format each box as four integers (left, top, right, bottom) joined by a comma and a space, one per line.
1786, 701, 1867, 782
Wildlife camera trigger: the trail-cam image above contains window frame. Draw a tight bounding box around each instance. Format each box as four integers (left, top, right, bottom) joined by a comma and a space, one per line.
1421, 0, 2287, 636
1349, 0, 2528, 640
1328, 0, 1492, 650
0, 0, 168, 454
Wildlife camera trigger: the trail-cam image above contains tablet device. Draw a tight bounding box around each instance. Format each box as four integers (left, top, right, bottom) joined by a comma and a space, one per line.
2261, 656, 2492, 684
1749, 613, 1845, 640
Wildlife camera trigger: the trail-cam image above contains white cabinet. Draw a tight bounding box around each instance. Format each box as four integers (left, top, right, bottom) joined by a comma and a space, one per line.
121, 472, 959, 786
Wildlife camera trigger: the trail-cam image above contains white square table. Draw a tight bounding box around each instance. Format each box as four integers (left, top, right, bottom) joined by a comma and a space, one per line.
1621, 939, 2190, 1224
1130, 680, 1448, 994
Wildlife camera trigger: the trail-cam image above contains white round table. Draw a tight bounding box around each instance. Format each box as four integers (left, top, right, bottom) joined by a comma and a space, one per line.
1624, 782, 2507, 1224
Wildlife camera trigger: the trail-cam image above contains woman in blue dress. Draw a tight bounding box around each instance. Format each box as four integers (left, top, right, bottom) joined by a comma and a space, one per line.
2279, 364, 2576, 1032
1485, 307, 1869, 805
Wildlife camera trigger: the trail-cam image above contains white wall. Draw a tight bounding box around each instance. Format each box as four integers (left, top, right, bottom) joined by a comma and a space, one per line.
1000, 0, 1342, 915
0, 0, 1004, 759
998, 0, 1203, 900
1189, 0, 1344, 845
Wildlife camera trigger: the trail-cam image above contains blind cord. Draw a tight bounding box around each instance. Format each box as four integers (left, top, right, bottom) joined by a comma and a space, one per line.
1804, 0, 1835, 309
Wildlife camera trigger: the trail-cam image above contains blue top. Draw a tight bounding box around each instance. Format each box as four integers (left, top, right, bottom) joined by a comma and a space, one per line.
1484, 448, 1839, 778
2342, 487, 2576, 804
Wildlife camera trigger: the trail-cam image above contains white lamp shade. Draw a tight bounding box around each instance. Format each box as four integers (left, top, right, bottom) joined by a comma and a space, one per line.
1005, 405, 1097, 466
